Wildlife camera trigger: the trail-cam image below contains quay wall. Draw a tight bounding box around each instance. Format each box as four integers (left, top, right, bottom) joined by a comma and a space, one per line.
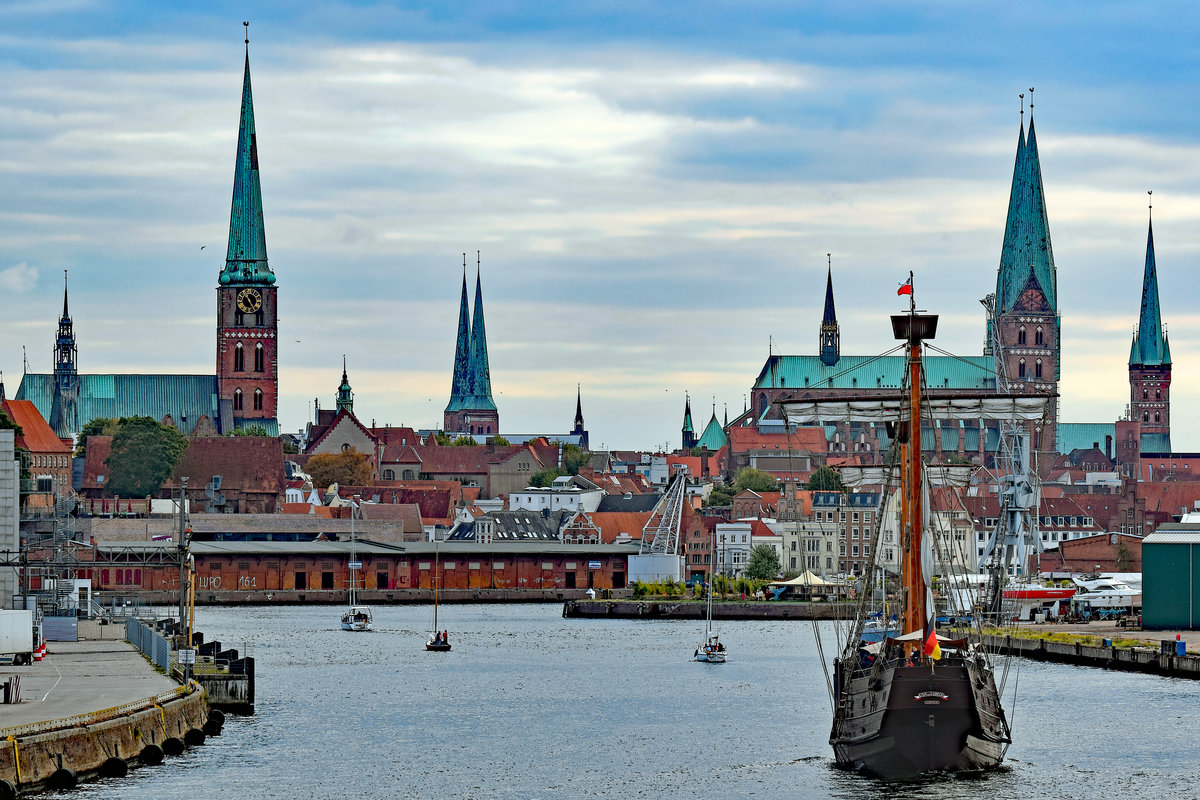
563, 599, 854, 620
0, 685, 210, 793
111, 587, 606, 606
982, 634, 1200, 680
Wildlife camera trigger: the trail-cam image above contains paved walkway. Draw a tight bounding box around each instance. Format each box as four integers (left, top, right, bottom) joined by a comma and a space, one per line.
1, 622, 177, 730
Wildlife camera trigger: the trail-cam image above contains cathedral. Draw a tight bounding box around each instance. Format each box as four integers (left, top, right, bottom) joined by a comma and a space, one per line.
18, 39, 280, 439
728, 105, 1172, 467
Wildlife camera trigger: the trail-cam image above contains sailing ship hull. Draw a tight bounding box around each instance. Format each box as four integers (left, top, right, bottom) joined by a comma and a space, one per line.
831, 657, 1009, 777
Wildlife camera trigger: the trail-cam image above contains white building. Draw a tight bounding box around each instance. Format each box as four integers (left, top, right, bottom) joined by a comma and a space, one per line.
714, 522, 753, 578
1, 430, 18, 608
508, 476, 604, 514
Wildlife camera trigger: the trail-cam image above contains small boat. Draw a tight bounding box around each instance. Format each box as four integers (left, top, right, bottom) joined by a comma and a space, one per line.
694, 534, 726, 663
340, 499, 373, 632
426, 537, 451, 651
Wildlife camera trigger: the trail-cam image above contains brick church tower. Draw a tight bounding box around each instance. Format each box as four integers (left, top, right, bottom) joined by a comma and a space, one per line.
1128, 208, 1171, 451
216, 33, 279, 434
992, 106, 1059, 457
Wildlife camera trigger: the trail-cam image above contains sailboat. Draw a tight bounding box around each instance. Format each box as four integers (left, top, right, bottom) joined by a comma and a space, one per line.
783, 281, 1045, 777
694, 531, 726, 663
426, 536, 451, 651
340, 500, 373, 632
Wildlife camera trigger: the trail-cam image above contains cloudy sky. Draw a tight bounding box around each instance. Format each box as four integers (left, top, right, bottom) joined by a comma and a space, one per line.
2, 1, 1200, 450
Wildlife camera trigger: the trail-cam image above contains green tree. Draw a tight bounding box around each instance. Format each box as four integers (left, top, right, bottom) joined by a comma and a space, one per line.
561, 443, 589, 475
491, 435, 511, 446
705, 482, 735, 507
746, 544, 782, 580
734, 466, 778, 493
306, 448, 374, 489
75, 417, 120, 458
232, 424, 270, 437
805, 465, 844, 492
530, 467, 565, 487
279, 435, 299, 455
451, 435, 478, 446
103, 416, 189, 497
434, 431, 452, 446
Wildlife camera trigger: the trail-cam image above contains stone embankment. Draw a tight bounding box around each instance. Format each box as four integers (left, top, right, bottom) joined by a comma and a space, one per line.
981, 632, 1200, 680
563, 599, 854, 620
0, 625, 226, 796
126, 587, 598, 605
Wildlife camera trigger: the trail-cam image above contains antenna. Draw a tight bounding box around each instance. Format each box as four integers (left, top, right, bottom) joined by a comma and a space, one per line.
22, 345, 28, 374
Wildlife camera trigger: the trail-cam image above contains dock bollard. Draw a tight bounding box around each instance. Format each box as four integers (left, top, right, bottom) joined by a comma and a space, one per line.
140, 744, 164, 765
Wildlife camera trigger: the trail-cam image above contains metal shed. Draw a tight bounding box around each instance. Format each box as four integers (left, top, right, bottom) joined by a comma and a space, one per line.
1141, 527, 1200, 630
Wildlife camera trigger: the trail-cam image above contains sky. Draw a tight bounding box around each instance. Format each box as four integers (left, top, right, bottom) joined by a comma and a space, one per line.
3, 1, 1200, 451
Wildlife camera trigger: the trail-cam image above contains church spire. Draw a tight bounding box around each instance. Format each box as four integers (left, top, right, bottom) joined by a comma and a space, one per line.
681, 393, 697, 450
219, 26, 276, 288
336, 356, 354, 414
573, 384, 585, 431
55, 269, 77, 380
1130, 204, 1170, 367
996, 93, 1056, 315
467, 252, 496, 409
446, 257, 472, 410
819, 254, 840, 367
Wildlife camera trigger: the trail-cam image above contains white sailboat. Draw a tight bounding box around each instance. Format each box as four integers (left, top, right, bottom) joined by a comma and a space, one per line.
340, 500, 373, 632
426, 536, 450, 651
694, 532, 726, 663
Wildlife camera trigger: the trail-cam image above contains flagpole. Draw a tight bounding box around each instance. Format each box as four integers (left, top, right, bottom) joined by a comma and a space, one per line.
908, 270, 915, 314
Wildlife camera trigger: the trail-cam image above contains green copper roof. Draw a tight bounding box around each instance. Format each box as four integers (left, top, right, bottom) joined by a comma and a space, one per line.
682, 396, 694, 434
16, 373, 221, 436
336, 359, 354, 413
445, 272, 473, 414
219, 50, 276, 288
1055, 422, 1115, 455
1130, 220, 1170, 367
753, 354, 996, 392
697, 410, 726, 450
996, 118, 1056, 314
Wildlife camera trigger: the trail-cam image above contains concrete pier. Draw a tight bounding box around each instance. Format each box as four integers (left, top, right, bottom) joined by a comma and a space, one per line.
563, 599, 854, 620
0, 624, 218, 794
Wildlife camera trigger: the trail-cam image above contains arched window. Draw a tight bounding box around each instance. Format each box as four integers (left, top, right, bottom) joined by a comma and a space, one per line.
1155, 411, 1161, 423
1017, 326, 1026, 345
1035, 326, 1044, 345
383, 469, 395, 480
1156, 389, 1161, 400
1035, 358, 1043, 379
254, 343, 264, 372
1143, 389, 1149, 400
235, 310, 244, 326
253, 389, 263, 411
403, 470, 415, 480
233, 389, 243, 411
1143, 411, 1149, 422
1018, 359, 1026, 378
234, 343, 244, 372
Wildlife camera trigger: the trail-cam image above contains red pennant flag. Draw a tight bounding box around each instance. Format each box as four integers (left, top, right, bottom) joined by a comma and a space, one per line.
897, 278, 913, 296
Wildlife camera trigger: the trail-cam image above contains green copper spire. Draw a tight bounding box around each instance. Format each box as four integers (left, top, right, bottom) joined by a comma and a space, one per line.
219, 39, 276, 288
336, 357, 354, 413
1130, 216, 1170, 367
445, 263, 473, 413
467, 261, 497, 410
996, 115, 1056, 314
698, 406, 727, 450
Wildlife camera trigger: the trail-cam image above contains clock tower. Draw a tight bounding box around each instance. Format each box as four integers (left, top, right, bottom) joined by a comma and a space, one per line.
216, 35, 279, 434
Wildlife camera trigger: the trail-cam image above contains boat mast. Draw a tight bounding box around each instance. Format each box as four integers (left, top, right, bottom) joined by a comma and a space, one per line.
432, 536, 440, 632
349, 497, 357, 607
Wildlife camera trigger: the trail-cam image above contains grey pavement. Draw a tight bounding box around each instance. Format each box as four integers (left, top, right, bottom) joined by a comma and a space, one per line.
1, 622, 177, 730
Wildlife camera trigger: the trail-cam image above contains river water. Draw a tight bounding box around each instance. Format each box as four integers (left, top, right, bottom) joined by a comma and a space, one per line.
69, 604, 1200, 799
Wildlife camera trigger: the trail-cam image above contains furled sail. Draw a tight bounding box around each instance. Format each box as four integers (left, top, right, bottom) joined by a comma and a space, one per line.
780, 395, 1051, 424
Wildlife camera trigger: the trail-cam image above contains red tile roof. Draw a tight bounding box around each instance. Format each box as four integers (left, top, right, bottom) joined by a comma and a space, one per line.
727, 425, 826, 453
164, 437, 286, 496
585, 511, 651, 544
1, 399, 71, 454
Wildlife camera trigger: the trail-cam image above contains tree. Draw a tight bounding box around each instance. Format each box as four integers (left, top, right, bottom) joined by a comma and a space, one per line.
75, 417, 120, 458
306, 448, 374, 489
806, 465, 844, 492
734, 466, 778, 493
490, 435, 511, 446
530, 467, 565, 487
705, 482, 735, 507
561, 443, 589, 475
451, 435, 478, 446
746, 544, 782, 580
103, 416, 189, 497
232, 424, 270, 437
434, 431, 452, 446
279, 435, 299, 455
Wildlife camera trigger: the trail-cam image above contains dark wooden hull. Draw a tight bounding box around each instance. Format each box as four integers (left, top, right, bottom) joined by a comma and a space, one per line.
830, 656, 1009, 778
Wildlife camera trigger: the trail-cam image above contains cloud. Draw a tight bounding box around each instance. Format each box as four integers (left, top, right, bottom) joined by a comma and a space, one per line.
0, 262, 37, 293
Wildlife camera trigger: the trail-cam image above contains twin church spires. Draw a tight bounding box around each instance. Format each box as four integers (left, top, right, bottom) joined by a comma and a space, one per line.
444, 254, 499, 436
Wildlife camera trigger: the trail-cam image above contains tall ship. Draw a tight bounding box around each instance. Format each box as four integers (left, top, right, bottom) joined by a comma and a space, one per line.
783, 289, 1051, 777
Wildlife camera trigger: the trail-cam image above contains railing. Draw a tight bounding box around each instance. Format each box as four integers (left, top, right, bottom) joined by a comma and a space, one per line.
125, 617, 170, 672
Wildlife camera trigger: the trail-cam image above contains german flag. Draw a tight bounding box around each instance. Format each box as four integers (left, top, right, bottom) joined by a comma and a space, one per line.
923, 626, 942, 661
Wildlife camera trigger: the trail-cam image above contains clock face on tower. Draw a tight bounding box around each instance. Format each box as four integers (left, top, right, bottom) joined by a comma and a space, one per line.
236, 288, 263, 314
